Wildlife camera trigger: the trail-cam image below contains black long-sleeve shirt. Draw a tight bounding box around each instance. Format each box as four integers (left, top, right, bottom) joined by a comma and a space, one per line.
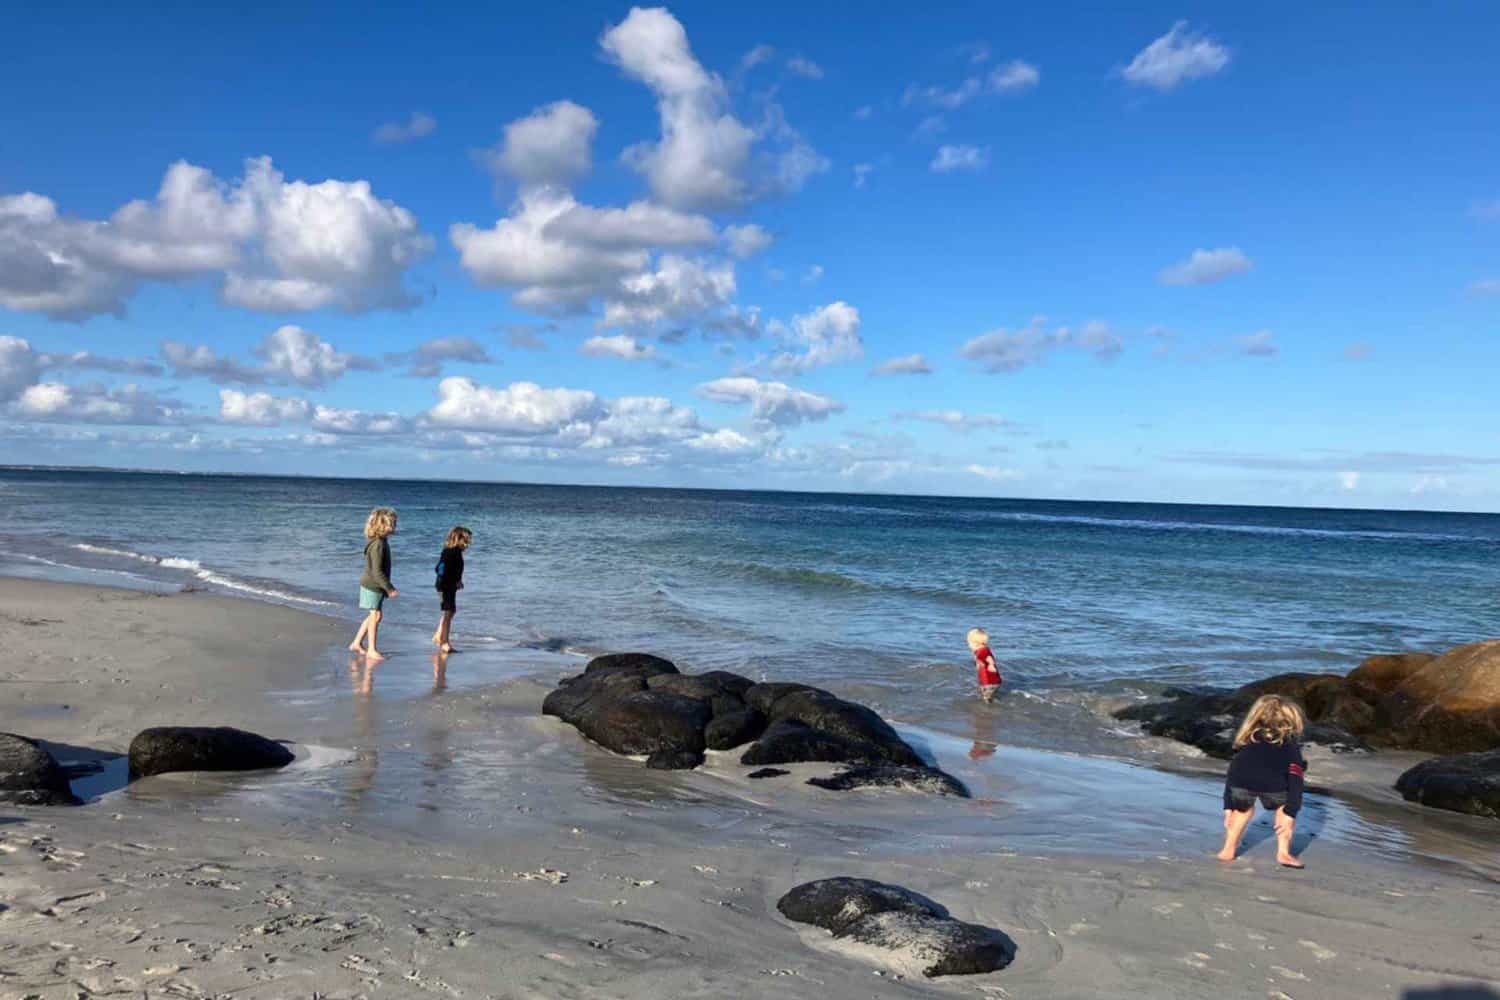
435, 546, 465, 593
1224, 738, 1307, 816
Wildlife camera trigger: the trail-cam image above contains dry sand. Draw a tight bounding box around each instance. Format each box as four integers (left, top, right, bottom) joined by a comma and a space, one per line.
2, 578, 1498, 999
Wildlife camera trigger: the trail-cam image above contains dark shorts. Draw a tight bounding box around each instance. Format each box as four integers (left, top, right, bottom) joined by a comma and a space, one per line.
439, 589, 457, 613
1225, 786, 1287, 812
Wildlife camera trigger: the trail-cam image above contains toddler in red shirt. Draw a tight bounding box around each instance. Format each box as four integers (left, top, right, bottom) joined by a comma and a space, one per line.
966, 627, 1003, 702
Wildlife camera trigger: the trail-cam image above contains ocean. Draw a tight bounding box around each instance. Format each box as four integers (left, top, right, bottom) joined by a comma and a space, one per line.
4, 467, 1499, 758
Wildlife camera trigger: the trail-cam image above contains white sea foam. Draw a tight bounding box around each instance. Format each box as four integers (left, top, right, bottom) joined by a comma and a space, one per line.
72, 543, 335, 607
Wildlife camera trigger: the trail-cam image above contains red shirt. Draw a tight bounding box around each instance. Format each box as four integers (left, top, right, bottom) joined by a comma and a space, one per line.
974, 646, 1002, 686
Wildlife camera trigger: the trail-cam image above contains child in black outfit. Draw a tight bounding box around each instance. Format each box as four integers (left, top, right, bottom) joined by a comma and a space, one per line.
432, 526, 471, 654
1217, 694, 1309, 868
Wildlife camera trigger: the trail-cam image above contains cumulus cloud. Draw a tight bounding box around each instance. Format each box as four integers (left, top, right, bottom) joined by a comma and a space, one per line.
1122, 22, 1230, 91
960, 317, 1123, 373
482, 100, 599, 189
312, 405, 408, 435
601, 255, 735, 328
163, 326, 373, 387
1159, 247, 1253, 286
161, 340, 267, 384
870, 353, 932, 376
372, 112, 437, 145
931, 145, 989, 173
426, 377, 602, 433
0, 159, 433, 320
698, 375, 843, 426
580, 334, 657, 361
768, 301, 862, 374
1235, 330, 1278, 357
0, 336, 41, 401
15, 381, 183, 424
218, 389, 311, 426
896, 409, 1014, 432
386, 336, 496, 377
723, 223, 773, 259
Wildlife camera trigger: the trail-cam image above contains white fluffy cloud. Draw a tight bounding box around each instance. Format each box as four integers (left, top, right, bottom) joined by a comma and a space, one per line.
723, 223, 773, 259
601, 255, 736, 328
161, 340, 266, 384
580, 334, 657, 361
1122, 22, 1230, 91
15, 382, 182, 424
312, 405, 408, 435
372, 112, 437, 145
931, 145, 989, 173
0, 159, 432, 319
484, 101, 599, 189
384, 336, 495, 378
769, 301, 863, 374
698, 375, 843, 426
1159, 247, 1253, 286
218, 389, 311, 426
163, 326, 373, 387
960, 317, 1123, 372
426, 377, 602, 433
37, 350, 163, 376
990, 60, 1040, 92
870, 353, 932, 376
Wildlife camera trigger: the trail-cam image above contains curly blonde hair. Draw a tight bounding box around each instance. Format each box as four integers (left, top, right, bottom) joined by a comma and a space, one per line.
966, 627, 989, 651
1233, 694, 1306, 749
363, 507, 398, 539
444, 525, 472, 549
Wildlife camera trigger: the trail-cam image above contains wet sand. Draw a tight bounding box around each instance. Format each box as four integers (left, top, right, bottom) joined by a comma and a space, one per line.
2, 578, 1498, 999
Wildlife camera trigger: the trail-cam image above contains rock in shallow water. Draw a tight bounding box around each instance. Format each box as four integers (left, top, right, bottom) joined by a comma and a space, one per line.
128, 726, 294, 780
704, 707, 766, 750
778, 877, 1015, 978
1394, 750, 1500, 819
0, 732, 80, 806
807, 765, 970, 798
645, 748, 705, 770
740, 719, 891, 767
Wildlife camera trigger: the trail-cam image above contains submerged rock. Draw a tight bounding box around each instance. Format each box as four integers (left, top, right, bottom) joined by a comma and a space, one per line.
808, 765, 970, 798
128, 726, 294, 780
747, 767, 790, 779
778, 877, 1016, 978
0, 733, 80, 806
1394, 750, 1500, 819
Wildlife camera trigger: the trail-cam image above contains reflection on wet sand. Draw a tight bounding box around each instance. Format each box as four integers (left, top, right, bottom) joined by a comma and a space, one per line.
431, 650, 448, 694
968, 701, 1000, 760
344, 656, 380, 808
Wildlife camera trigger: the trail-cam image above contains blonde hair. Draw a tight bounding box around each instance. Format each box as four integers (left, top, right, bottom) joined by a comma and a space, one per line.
1233, 695, 1306, 749
966, 627, 989, 651
444, 525, 472, 549
363, 507, 398, 539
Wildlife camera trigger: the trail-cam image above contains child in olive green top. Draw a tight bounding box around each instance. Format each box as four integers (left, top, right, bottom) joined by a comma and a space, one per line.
349, 507, 398, 661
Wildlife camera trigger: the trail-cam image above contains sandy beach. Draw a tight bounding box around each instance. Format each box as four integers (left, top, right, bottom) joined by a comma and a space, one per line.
3, 577, 1498, 999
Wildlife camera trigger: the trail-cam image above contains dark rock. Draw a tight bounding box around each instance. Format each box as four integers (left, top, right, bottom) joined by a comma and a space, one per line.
542, 669, 648, 725
573, 690, 712, 757
777, 877, 1015, 978
647, 670, 753, 702
0, 733, 80, 806
740, 720, 890, 767
1394, 750, 1500, 819
808, 765, 970, 798
1348, 652, 1437, 695
766, 690, 924, 767
709, 693, 747, 718
1113, 691, 1241, 758
704, 707, 767, 750
128, 726, 294, 780
748, 767, 790, 779
583, 652, 679, 680
744, 682, 823, 715
645, 748, 705, 770
1383, 640, 1500, 753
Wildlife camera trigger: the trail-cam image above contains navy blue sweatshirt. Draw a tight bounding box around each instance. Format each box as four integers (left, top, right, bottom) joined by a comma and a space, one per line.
1224, 738, 1307, 816
435, 546, 465, 593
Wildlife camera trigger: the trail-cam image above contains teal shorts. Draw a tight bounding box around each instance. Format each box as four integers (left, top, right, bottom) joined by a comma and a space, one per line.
358, 586, 386, 611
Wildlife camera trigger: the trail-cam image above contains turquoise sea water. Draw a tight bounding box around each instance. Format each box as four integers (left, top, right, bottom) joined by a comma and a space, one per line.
3, 468, 1499, 754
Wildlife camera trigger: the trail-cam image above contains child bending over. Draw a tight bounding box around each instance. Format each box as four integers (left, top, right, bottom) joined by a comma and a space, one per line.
1217, 694, 1308, 868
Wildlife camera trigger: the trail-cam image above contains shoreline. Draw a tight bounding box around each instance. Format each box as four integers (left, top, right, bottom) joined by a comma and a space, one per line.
3, 577, 1499, 997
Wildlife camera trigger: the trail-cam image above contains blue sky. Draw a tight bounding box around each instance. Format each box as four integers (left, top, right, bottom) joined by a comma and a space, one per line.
2, 3, 1498, 509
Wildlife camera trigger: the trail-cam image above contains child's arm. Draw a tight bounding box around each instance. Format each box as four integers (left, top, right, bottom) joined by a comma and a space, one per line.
1284, 746, 1307, 817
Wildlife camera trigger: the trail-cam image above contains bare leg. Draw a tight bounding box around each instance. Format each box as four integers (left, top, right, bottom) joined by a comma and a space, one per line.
1274, 808, 1303, 867
1217, 808, 1254, 861
349, 615, 370, 653
438, 610, 455, 653
366, 611, 385, 662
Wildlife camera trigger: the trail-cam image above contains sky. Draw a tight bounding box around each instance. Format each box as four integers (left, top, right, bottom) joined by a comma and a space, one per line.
1, 2, 1498, 510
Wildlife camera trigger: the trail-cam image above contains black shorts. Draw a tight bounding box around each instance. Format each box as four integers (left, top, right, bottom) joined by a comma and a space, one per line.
1225, 786, 1287, 812
439, 589, 457, 612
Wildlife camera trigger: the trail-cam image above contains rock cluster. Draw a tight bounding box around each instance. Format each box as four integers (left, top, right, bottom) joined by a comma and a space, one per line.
778, 877, 1015, 977
0, 733, 80, 806
543, 653, 966, 794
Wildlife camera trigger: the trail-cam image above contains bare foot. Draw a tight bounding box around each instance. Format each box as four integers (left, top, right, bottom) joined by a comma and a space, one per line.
366, 650, 386, 664
348, 642, 363, 653
440, 643, 454, 654
1216, 848, 1237, 862
1277, 854, 1304, 869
